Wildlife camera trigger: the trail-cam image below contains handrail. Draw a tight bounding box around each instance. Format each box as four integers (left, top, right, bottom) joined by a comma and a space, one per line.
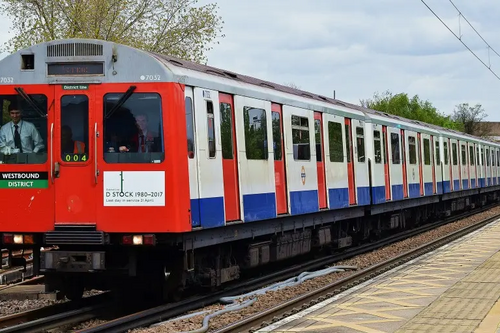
94, 122, 98, 184
50, 123, 54, 183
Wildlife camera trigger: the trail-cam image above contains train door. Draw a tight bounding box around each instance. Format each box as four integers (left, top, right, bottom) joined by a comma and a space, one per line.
314, 112, 327, 209
0, 85, 55, 232
417, 133, 423, 196
219, 93, 241, 221
53, 85, 96, 224
401, 129, 408, 198
185, 87, 201, 227
272, 103, 288, 214
345, 118, 356, 205
431, 135, 436, 194
382, 126, 391, 200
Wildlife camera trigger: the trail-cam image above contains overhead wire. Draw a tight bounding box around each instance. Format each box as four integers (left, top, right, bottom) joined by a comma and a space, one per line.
420, 0, 500, 81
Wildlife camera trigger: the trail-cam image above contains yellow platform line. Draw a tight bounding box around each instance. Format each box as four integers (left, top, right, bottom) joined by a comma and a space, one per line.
474, 297, 500, 333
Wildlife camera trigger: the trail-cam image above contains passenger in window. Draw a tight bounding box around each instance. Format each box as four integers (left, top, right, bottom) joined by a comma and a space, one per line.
0, 103, 44, 154
61, 125, 85, 154
118, 113, 160, 153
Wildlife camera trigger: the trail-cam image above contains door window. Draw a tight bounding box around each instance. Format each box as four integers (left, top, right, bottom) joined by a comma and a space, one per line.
60, 95, 89, 162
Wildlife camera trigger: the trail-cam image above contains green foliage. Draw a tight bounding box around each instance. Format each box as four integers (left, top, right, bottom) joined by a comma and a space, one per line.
0, 0, 225, 63
360, 90, 462, 131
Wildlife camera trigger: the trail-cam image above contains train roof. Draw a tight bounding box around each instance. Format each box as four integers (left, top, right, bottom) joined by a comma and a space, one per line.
1, 38, 498, 147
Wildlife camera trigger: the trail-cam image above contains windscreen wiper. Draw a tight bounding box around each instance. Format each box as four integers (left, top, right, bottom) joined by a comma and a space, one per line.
14, 87, 47, 117
105, 85, 136, 119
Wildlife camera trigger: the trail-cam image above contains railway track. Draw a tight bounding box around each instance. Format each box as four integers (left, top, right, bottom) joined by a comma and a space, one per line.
0, 292, 113, 333
72, 202, 500, 333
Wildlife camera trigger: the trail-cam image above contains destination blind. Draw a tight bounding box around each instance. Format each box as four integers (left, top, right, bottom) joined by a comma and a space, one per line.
0, 172, 49, 189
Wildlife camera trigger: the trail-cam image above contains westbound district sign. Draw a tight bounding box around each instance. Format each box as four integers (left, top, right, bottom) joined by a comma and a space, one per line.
0, 172, 49, 189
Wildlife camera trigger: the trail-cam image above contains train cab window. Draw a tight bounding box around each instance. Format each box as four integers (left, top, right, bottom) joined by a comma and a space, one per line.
314, 119, 322, 162
469, 146, 474, 165
60, 95, 89, 162
207, 101, 216, 158
356, 127, 365, 162
461, 145, 466, 166
185, 97, 195, 159
435, 141, 441, 165
443, 141, 449, 165
103, 92, 164, 163
0, 94, 47, 164
220, 103, 234, 160
373, 130, 382, 164
452, 143, 458, 166
271, 111, 282, 161
424, 138, 431, 165
244, 106, 268, 160
291, 115, 310, 161
328, 121, 343, 162
391, 133, 400, 164
408, 136, 417, 164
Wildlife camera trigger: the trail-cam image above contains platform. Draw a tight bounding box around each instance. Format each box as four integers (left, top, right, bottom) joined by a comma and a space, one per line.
258, 218, 500, 333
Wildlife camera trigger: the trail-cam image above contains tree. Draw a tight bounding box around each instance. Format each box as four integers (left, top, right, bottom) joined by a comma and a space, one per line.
451, 103, 488, 136
0, 0, 224, 63
360, 90, 462, 131
283, 82, 301, 90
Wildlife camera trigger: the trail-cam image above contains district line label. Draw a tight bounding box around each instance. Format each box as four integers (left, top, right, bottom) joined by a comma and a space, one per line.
0, 172, 49, 189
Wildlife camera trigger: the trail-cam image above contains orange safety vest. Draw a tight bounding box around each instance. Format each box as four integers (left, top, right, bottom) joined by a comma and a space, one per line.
73, 141, 85, 154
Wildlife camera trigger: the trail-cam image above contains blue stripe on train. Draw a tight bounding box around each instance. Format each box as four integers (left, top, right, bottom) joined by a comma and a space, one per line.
371, 186, 386, 204
437, 181, 443, 194
357, 186, 371, 206
409, 183, 420, 198
328, 188, 349, 209
290, 190, 318, 215
243, 192, 276, 222
471, 179, 476, 188
453, 180, 460, 190
442, 180, 451, 193
392, 184, 404, 200
462, 180, 469, 190
424, 182, 433, 196
190, 197, 225, 228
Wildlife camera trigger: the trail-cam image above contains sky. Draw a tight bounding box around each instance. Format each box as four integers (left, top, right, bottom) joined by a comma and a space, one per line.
1, 0, 499, 120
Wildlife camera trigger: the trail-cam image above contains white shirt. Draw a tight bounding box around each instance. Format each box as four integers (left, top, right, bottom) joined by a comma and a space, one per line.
0, 120, 45, 153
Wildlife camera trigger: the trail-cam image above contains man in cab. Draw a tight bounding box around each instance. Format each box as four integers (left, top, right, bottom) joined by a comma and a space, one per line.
0, 103, 45, 154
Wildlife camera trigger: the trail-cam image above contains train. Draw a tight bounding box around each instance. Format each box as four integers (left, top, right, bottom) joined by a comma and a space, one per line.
0, 38, 499, 300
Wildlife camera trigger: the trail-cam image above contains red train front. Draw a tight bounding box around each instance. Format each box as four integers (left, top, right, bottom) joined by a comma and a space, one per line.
0, 39, 191, 299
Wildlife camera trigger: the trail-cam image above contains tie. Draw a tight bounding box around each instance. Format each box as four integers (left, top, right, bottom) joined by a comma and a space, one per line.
139, 135, 145, 152
14, 125, 22, 153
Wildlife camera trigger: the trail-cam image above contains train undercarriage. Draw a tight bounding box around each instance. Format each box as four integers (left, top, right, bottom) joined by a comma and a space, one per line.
3, 191, 499, 301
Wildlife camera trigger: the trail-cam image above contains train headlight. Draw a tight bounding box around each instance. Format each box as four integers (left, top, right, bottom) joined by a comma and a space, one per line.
13, 234, 23, 244
2, 234, 13, 244
132, 235, 143, 245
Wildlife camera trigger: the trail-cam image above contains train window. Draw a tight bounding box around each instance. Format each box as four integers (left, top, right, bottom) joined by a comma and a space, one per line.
382, 130, 387, 164
469, 146, 474, 165
452, 143, 458, 166
244, 106, 268, 160
424, 138, 431, 165
207, 101, 216, 158
272, 112, 282, 161
60, 95, 89, 163
481, 148, 484, 166
408, 136, 416, 164
328, 122, 343, 162
461, 145, 466, 166
497, 150, 500, 166
186, 97, 195, 159
103, 93, 164, 164
345, 124, 351, 163
444, 141, 449, 165
477, 147, 480, 166
486, 149, 490, 166
391, 133, 400, 164
373, 130, 382, 164
314, 119, 322, 162
291, 115, 310, 161
220, 103, 234, 160
0, 94, 47, 164
356, 127, 365, 162
435, 141, 440, 165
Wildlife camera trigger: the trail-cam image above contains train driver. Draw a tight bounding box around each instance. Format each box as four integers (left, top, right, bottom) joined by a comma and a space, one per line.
118, 113, 159, 153
0, 103, 44, 154
61, 125, 85, 154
